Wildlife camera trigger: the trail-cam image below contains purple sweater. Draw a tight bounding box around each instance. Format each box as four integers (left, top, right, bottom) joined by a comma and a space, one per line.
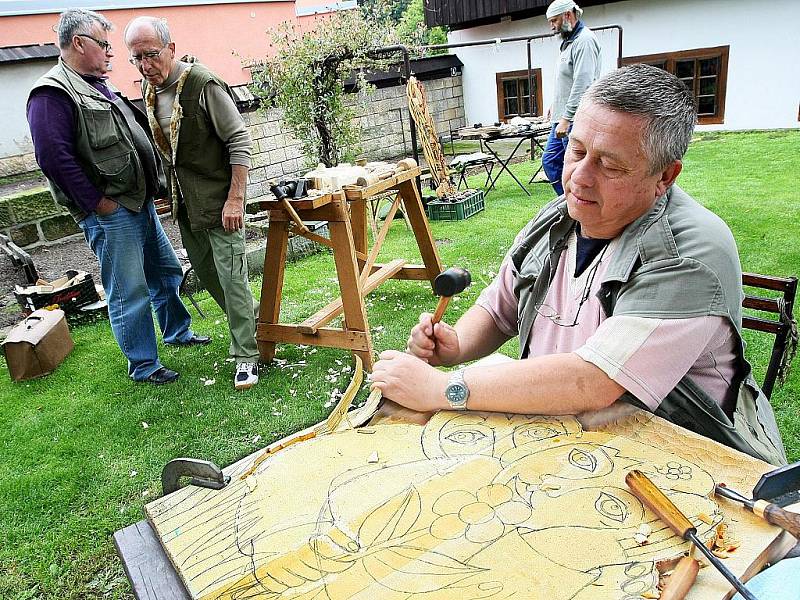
26, 76, 118, 215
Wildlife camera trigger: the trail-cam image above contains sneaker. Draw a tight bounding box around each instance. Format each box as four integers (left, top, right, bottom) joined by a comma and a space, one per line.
234, 362, 258, 390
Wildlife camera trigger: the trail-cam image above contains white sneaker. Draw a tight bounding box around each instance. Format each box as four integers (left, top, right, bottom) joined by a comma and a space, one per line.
234, 362, 258, 390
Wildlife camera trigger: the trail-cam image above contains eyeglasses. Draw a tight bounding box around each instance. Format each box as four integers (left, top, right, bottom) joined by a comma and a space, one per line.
77, 34, 112, 53
129, 46, 168, 65
534, 244, 609, 328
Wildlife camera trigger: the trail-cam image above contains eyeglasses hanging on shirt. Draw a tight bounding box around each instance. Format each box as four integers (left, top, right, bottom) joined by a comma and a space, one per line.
534, 243, 609, 328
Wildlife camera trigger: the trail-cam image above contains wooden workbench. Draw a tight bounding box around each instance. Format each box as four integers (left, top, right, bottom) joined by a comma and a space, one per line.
256, 167, 442, 370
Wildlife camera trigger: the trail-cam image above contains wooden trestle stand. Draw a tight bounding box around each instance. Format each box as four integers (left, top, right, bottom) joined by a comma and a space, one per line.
256, 166, 442, 370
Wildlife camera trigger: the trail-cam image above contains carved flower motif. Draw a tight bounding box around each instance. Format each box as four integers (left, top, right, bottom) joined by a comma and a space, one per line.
430, 484, 531, 544
657, 461, 692, 480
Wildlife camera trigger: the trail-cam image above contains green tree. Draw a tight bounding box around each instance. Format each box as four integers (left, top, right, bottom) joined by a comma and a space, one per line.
251, 12, 390, 167
395, 0, 447, 50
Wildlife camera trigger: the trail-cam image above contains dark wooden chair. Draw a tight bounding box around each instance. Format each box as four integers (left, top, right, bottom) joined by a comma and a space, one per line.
741, 273, 798, 398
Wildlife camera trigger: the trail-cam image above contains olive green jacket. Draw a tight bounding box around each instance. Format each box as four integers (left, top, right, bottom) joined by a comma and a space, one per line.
509, 186, 787, 466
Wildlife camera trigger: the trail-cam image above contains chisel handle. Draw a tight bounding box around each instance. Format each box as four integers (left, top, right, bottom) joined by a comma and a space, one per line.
626, 470, 696, 538
754, 500, 800, 539
660, 556, 700, 600
716, 484, 800, 539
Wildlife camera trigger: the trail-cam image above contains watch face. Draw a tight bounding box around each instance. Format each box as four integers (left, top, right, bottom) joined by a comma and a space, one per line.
446, 383, 468, 406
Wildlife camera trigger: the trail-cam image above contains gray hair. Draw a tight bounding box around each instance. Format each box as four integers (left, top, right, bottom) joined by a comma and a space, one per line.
579, 64, 697, 174
56, 8, 112, 50
124, 16, 171, 46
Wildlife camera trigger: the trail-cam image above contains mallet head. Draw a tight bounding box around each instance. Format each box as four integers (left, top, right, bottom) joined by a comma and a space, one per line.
431, 267, 471, 324
433, 267, 471, 298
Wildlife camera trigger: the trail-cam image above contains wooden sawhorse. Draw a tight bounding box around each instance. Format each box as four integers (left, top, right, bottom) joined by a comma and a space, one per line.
256, 166, 442, 370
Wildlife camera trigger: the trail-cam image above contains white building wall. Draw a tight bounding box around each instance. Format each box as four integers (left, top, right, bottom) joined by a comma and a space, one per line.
0, 60, 56, 160
449, 0, 800, 131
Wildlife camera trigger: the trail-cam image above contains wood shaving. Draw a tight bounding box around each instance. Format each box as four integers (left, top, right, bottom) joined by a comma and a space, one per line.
634, 533, 650, 545
367, 451, 379, 463
637, 524, 652, 536
641, 590, 660, 599
697, 512, 714, 524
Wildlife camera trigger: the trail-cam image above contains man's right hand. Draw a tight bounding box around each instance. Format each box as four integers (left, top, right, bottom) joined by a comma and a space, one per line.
406, 312, 461, 367
95, 196, 118, 216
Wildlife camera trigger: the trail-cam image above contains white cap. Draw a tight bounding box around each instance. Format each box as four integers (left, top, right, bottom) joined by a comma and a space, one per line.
546, 0, 583, 19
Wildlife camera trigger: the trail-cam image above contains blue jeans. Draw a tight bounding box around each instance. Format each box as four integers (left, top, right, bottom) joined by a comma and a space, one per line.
542, 123, 570, 196
79, 201, 194, 381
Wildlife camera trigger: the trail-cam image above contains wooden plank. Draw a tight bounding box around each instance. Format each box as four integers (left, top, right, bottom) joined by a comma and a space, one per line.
743, 272, 797, 293
268, 196, 350, 223
259, 192, 333, 211
359, 194, 403, 286
342, 167, 421, 200
328, 217, 374, 369
370, 264, 436, 281
256, 220, 289, 362
256, 323, 370, 351
397, 178, 443, 284
113, 521, 190, 600
743, 315, 781, 335
297, 258, 407, 334
743, 295, 781, 314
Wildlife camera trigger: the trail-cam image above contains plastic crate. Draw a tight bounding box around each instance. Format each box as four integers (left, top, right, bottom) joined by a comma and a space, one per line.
425, 189, 485, 221
14, 270, 100, 314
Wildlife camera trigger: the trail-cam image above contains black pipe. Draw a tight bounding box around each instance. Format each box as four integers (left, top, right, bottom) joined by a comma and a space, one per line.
369, 45, 419, 167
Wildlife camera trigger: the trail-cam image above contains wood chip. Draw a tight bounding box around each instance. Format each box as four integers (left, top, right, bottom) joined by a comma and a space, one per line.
638, 524, 652, 536
634, 533, 650, 545
641, 590, 660, 599
367, 451, 379, 463
697, 512, 714, 524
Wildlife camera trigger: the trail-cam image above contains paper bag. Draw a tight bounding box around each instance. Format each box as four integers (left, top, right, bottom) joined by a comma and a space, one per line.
2, 309, 74, 381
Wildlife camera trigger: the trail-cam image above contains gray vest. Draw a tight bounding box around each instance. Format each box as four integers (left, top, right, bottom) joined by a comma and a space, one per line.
510, 186, 786, 465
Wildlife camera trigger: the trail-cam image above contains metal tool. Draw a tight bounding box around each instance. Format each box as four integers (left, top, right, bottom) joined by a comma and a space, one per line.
715, 460, 800, 539
161, 458, 230, 495
431, 267, 471, 323
626, 470, 758, 600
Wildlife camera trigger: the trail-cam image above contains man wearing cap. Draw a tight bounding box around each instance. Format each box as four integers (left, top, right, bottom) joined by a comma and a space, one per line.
542, 0, 601, 196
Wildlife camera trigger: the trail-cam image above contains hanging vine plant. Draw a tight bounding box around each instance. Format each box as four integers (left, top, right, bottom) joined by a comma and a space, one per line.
251, 11, 391, 168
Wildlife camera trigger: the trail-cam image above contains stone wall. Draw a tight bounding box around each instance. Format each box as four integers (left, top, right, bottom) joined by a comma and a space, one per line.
0, 186, 79, 248
2, 73, 465, 247
244, 74, 465, 202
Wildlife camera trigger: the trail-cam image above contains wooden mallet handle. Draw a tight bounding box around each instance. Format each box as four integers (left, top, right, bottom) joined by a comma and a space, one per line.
660, 556, 700, 600
431, 296, 451, 324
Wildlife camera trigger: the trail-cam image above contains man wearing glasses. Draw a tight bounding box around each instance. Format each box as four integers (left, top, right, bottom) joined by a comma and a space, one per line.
371, 65, 786, 466
26, 8, 209, 385
124, 16, 259, 390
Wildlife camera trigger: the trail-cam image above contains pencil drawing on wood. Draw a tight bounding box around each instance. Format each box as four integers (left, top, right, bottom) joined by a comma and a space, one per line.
146, 411, 778, 599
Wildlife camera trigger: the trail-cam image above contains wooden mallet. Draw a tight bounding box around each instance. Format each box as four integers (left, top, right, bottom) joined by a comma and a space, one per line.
431, 267, 471, 324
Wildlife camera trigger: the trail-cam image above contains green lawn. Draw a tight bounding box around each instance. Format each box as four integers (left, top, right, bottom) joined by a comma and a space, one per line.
1, 129, 798, 598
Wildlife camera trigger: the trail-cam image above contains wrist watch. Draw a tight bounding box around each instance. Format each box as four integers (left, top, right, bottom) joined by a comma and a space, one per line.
444, 368, 469, 410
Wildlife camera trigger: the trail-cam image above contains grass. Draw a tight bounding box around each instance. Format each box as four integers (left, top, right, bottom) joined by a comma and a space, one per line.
1, 129, 798, 598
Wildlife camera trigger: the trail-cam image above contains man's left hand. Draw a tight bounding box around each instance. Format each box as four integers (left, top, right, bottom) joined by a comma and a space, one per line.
555, 118, 570, 138
370, 350, 448, 412
222, 198, 244, 232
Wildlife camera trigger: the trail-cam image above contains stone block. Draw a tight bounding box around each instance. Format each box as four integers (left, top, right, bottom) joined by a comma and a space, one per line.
249, 166, 267, 183
0, 200, 12, 227
10, 222, 40, 247
40, 214, 80, 241
252, 153, 270, 169
7, 186, 62, 222
269, 148, 287, 164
